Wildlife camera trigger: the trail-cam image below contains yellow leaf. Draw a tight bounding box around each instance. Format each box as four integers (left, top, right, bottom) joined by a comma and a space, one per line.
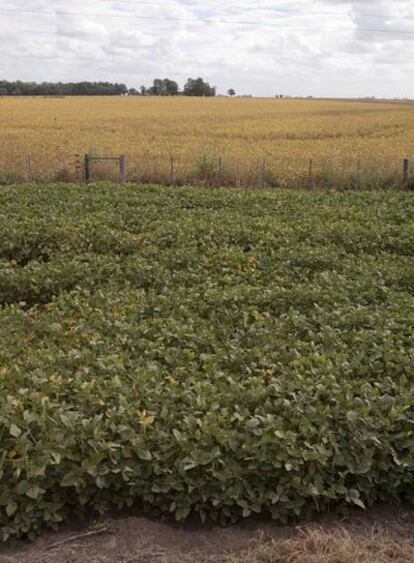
138, 410, 155, 428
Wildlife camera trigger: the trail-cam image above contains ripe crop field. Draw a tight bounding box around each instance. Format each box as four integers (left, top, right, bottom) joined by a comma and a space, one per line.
1, 184, 414, 540
0, 97, 413, 187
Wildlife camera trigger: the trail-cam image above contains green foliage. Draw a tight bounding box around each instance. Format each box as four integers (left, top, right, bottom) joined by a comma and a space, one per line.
0, 80, 128, 96
148, 78, 180, 96
1, 184, 414, 540
183, 77, 216, 97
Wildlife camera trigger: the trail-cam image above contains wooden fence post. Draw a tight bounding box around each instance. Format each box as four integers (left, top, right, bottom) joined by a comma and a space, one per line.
26, 155, 32, 183
403, 158, 409, 190
119, 155, 126, 184
84, 154, 90, 184
308, 159, 313, 190
170, 156, 175, 186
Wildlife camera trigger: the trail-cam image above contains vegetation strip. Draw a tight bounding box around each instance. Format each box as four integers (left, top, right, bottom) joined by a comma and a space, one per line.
1, 98, 413, 188
1, 184, 414, 540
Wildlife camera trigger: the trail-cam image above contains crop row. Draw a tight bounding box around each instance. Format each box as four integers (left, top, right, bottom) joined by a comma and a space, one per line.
0, 184, 414, 540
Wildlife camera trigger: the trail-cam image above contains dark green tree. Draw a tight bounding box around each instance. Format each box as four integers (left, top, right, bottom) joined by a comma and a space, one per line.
183, 77, 216, 97
0, 80, 128, 96
148, 78, 179, 96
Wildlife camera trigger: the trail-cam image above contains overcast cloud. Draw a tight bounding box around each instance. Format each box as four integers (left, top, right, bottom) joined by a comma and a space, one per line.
0, 0, 413, 97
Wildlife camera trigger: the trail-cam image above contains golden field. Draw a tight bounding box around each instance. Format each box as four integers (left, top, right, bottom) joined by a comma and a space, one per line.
0, 96, 413, 187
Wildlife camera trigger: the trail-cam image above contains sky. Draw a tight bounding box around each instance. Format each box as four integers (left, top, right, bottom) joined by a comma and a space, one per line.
0, 0, 413, 98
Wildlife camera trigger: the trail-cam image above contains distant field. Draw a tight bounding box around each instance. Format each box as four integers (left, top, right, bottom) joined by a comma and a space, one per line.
0, 97, 413, 187
1, 184, 414, 539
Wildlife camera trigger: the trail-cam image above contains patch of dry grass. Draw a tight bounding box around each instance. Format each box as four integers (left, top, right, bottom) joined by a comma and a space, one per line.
233, 526, 414, 563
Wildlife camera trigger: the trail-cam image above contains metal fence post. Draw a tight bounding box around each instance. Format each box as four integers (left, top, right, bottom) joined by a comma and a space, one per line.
356, 159, 361, 191
119, 155, 126, 184
75, 154, 81, 182
170, 156, 175, 186
84, 154, 90, 184
26, 155, 32, 183
217, 156, 222, 187
261, 159, 267, 188
308, 158, 313, 190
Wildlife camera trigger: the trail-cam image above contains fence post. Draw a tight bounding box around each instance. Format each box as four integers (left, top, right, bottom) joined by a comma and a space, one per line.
84, 154, 90, 184
119, 155, 126, 184
170, 156, 175, 186
75, 154, 81, 182
356, 159, 361, 191
261, 159, 267, 188
403, 158, 409, 190
217, 156, 222, 187
308, 159, 313, 191
26, 155, 32, 183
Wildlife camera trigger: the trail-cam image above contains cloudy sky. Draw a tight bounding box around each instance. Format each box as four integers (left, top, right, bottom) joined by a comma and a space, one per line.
0, 0, 413, 97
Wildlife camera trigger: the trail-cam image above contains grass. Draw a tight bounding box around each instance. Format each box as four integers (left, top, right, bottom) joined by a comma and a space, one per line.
233, 526, 414, 563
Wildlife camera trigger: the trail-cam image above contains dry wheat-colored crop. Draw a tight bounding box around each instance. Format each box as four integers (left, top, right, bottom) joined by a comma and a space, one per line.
0, 96, 413, 187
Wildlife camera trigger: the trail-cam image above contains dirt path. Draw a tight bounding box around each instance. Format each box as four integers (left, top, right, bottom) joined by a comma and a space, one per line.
2, 506, 414, 563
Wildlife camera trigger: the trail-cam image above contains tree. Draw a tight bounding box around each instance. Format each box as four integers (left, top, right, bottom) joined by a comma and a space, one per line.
183, 77, 216, 97
227, 89, 236, 97
149, 79, 163, 96
0, 80, 128, 96
162, 78, 179, 96
148, 78, 179, 96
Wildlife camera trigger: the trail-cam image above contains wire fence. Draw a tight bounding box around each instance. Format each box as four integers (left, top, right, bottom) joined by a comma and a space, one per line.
0, 153, 413, 191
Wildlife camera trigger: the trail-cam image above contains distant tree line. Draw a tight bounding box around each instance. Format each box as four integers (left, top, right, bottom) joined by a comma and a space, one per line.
0, 80, 128, 96
0, 77, 217, 97
137, 77, 216, 97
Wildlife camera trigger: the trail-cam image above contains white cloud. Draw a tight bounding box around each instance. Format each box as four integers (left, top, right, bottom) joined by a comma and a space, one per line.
0, 0, 413, 97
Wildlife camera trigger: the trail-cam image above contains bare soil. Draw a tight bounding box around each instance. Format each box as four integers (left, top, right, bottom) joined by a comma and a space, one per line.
2, 505, 414, 563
